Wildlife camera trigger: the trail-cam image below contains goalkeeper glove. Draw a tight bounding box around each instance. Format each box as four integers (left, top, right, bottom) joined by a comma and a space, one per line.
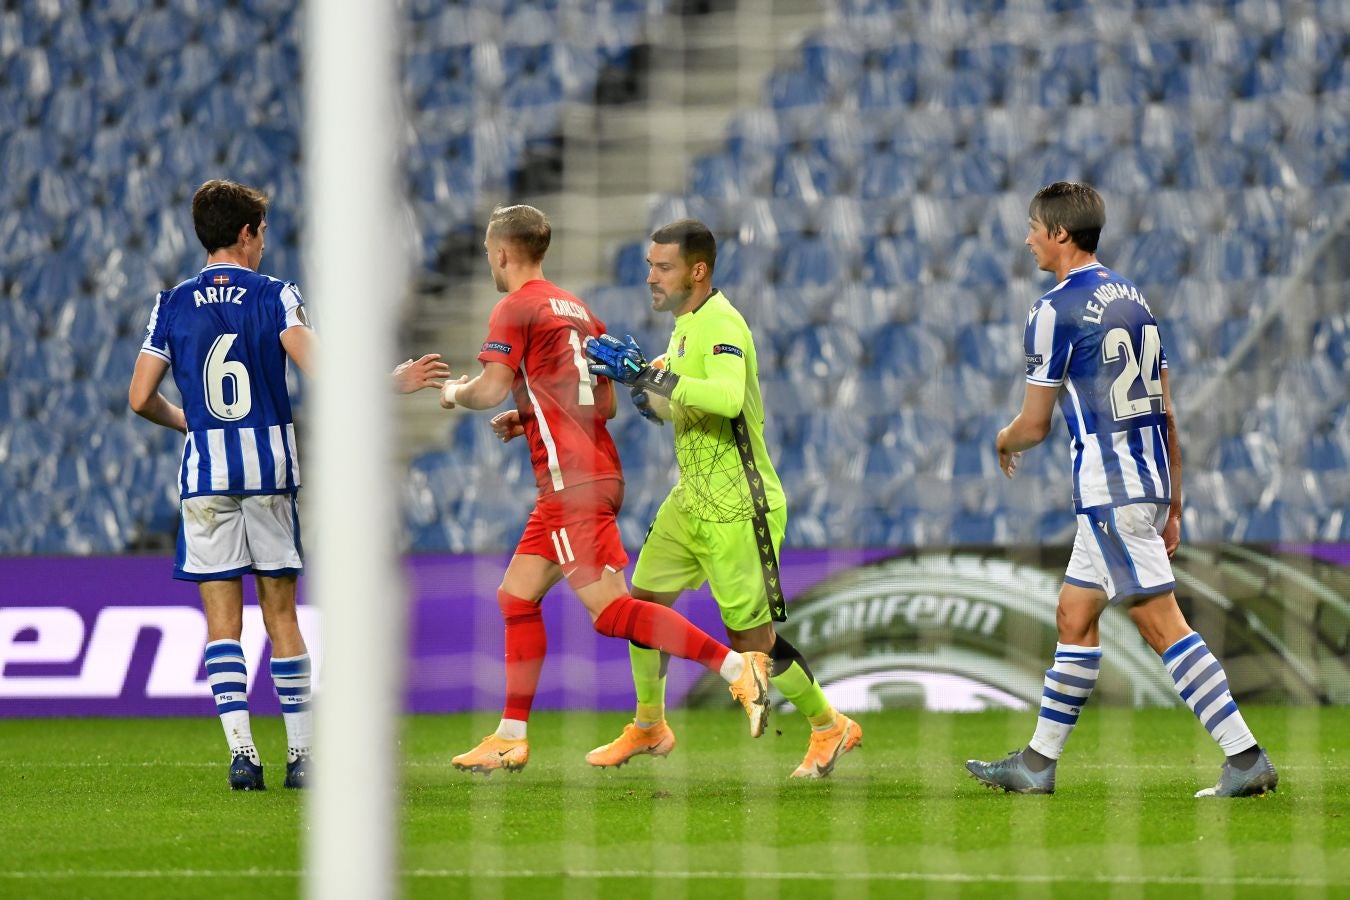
585, 333, 681, 398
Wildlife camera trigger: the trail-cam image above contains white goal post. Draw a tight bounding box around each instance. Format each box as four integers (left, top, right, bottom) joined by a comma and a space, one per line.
304, 1, 406, 897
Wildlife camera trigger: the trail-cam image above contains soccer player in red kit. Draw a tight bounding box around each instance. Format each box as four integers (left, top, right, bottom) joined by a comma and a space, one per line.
439, 204, 772, 773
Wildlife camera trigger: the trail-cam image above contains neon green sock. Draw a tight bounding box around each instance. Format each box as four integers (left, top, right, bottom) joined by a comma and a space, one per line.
771, 660, 833, 725
629, 643, 667, 726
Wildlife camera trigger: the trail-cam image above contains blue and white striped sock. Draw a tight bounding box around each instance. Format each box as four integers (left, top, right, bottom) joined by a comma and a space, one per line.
205, 639, 258, 764
1027, 643, 1102, 761
270, 654, 313, 763
1163, 632, 1257, 756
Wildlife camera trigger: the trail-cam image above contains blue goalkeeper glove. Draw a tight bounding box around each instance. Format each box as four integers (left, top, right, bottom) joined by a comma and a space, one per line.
585, 333, 681, 397
631, 386, 665, 425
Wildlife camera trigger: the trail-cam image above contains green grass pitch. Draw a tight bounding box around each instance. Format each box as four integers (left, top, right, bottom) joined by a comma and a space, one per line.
2, 707, 1347, 899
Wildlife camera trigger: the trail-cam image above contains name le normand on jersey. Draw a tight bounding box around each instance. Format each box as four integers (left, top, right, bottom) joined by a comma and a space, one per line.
1083, 278, 1153, 325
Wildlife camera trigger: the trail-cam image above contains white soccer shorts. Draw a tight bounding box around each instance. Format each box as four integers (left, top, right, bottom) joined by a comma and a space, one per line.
174, 493, 304, 582
1063, 502, 1175, 605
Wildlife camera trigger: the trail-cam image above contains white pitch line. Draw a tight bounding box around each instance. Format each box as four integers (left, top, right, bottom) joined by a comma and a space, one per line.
0, 869, 1341, 888
2, 761, 1346, 773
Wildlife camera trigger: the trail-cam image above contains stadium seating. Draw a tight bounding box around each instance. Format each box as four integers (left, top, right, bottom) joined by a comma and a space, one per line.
4, 1, 1347, 553
0, 0, 664, 553
572, 0, 1349, 550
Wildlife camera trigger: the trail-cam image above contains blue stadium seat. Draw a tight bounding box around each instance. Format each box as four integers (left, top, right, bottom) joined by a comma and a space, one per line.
1238, 501, 1319, 543
1036, 508, 1078, 544
611, 241, 648, 285
948, 237, 1008, 288
860, 235, 927, 287
800, 32, 862, 95
925, 68, 1001, 108
1093, 147, 1170, 195
775, 233, 848, 286
1191, 234, 1266, 282
857, 61, 916, 109
1088, 64, 1153, 106
856, 150, 927, 200
1012, 144, 1090, 190
866, 322, 945, 377
929, 151, 1005, 197
1115, 229, 1189, 284
781, 324, 864, 380
954, 323, 1019, 376
767, 68, 831, 110
713, 238, 773, 286
771, 142, 843, 200
950, 510, 1009, 545
689, 151, 750, 201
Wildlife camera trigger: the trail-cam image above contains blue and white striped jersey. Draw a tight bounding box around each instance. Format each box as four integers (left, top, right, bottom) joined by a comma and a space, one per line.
1023, 262, 1171, 512
141, 263, 306, 498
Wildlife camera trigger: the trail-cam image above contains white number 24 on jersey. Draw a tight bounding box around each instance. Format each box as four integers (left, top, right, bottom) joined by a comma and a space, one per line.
1102, 324, 1163, 421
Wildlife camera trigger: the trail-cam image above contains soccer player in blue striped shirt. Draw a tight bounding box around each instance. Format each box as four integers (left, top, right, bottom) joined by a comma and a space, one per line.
129, 180, 447, 790
965, 182, 1278, 798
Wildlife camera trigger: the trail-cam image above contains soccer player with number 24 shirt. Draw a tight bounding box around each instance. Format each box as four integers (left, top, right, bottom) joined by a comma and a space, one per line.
965, 182, 1278, 798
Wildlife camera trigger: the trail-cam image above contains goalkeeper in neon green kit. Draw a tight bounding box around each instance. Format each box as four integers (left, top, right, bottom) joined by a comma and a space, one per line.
584, 218, 861, 778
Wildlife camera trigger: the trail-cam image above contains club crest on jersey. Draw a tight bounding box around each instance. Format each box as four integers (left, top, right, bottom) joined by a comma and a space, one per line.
482, 340, 512, 355
677, 336, 686, 357
712, 344, 743, 357
212, 274, 231, 286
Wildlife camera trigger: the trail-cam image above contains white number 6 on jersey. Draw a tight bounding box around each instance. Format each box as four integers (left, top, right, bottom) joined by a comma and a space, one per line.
203, 333, 253, 421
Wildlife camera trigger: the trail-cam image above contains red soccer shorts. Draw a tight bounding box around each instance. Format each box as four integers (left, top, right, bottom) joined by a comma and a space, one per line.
515, 477, 629, 589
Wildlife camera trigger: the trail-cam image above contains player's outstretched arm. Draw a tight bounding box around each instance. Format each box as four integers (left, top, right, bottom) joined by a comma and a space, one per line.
996, 383, 1058, 477
128, 352, 187, 433
440, 361, 514, 411
392, 353, 451, 393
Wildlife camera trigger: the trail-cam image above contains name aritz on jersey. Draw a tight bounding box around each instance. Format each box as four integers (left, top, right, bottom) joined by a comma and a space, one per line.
193, 285, 247, 307
1084, 282, 1151, 325
549, 296, 591, 322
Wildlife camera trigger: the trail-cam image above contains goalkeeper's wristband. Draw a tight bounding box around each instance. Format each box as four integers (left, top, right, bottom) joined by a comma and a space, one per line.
633, 365, 679, 397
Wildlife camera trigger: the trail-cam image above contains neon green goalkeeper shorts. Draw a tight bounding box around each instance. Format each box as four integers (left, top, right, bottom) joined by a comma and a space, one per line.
631, 496, 787, 632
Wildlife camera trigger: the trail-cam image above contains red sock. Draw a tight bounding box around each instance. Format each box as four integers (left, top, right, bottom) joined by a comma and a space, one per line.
498, 590, 546, 721
593, 595, 729, 672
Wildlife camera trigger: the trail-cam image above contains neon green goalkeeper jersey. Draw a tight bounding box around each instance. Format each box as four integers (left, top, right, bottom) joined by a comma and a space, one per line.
663, 290, 786, 523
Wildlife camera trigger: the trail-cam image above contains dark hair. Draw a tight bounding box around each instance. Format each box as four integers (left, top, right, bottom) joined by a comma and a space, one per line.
487, 204, 551, 262
650, 218, 717, 275
192, 179, 268, 253
1029, 182, 1105, 253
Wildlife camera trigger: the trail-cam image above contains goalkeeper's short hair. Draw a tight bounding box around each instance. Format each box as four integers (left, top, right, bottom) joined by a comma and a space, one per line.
651, 218, 716, 275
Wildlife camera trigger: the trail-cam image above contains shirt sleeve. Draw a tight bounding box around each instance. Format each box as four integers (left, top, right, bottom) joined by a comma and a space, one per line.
671, 328, 748, 419
140, 291, 172, 362
477, 295, 528, 372
278, 282, 307, 332
1024, 300, 1071, 386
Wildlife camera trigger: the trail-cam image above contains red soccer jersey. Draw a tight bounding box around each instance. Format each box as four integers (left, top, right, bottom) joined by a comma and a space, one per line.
478, 279, 622, 496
